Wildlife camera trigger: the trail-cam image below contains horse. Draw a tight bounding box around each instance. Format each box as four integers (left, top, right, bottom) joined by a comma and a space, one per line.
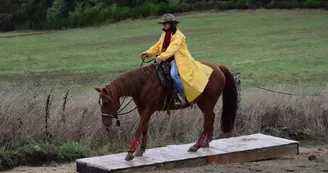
94, 61, 238, 161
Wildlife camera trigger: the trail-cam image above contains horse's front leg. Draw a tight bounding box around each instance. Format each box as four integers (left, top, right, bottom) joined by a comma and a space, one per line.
135, 110, 151, 157
125, 109, 153, 161
135, 133, 148, 157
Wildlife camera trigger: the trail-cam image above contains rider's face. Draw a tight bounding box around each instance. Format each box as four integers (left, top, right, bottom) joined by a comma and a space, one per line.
163, 23, 171, 31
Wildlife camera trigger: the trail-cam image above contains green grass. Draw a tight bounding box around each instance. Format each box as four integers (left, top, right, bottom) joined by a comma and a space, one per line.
0, 136, 96, 171
1, 10, 328, 89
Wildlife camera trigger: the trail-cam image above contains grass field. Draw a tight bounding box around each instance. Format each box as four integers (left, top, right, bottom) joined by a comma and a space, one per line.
1, 10, 328, 90
1, 10, 328, 170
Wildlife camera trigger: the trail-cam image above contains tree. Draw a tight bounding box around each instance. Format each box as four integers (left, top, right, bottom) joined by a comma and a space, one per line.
0, 0, 54, 31
47, 0, 68, 28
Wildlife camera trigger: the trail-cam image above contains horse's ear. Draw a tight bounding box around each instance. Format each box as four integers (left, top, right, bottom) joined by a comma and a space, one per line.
94, 88, 101, 93
103, 87, 109, 95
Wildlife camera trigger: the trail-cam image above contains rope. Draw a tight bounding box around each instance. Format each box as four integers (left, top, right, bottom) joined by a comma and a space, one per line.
255, 86, 324, 97
140, 57, 155, 67
120, 97, 126, 106
117, 99, 134, 114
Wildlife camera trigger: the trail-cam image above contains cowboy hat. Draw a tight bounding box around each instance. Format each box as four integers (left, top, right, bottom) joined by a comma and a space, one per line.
158, 13, 179, 24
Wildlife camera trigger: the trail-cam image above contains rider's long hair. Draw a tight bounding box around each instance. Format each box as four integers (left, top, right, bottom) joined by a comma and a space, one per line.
171, 23, 177, 34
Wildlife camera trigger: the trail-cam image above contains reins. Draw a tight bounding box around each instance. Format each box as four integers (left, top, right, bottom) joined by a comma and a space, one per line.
112, 57, 156, 126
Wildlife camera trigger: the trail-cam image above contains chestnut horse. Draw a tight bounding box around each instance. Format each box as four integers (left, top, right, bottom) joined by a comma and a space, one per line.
94, 61, 237, 161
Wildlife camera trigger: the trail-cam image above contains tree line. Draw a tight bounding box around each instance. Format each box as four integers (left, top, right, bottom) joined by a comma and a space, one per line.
0, 0, 327, 32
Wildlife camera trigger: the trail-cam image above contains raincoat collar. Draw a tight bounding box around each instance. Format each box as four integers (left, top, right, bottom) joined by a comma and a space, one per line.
162, 27, 177, 35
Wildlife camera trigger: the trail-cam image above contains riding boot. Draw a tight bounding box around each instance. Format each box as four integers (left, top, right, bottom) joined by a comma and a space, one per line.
174, 93, 186, 107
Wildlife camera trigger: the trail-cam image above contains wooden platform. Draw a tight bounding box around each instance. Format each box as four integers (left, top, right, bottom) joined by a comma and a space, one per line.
76, 133, 299, 173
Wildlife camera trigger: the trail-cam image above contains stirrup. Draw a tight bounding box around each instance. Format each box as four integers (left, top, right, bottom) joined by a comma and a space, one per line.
174, 101, 184, 108
175, 94, 186, 107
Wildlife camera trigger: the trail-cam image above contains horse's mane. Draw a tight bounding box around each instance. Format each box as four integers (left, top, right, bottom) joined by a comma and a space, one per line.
105, 65, 155, 97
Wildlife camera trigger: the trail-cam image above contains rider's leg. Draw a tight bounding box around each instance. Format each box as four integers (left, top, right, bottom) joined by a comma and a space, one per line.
170, 60, 186, 105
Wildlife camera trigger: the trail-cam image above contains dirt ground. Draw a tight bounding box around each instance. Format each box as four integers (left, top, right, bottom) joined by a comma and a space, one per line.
4, 147, 328, 173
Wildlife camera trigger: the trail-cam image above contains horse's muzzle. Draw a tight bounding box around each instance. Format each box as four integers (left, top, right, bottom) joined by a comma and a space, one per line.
101, 115, 113, 127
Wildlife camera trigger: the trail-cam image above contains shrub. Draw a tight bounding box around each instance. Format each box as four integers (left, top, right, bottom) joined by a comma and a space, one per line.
235, 0, 252, 9
324, 1, 328, 9
280, 0, 299, 9
0, 135, 92, 170
116, 7, 133, 20
204, 1, 218, 10
157, 2, 171, 15
66, 2, 84, 28
133, 2, 152, 18
46, 0, 68, 28
0, 149, 18, 171
217, 0, 236, 10
190, 1, 205, 11
267, 0, 299, 9
66, 15, 79, 28
110, 4, 122, 21
66, 1, 183, 28
17, 141, 59, 165
66, 5, 105, 28
4, 136, 59, 166
131, 2, 162, 18
149, 2, 160, 16
99, 8, 113, 23
50, 0, 328, 29
80, 7, 102, 26
303, 0, 322, 8
156, 0, 181, 14
59, 142, 89, 162
182, 0, 199, 3
267, 0, 277, 8
168, 0, 182, 13
180, 2, 192, 12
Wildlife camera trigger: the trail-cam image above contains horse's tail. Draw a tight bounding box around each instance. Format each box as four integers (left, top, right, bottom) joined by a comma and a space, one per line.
218, 64, 238, 133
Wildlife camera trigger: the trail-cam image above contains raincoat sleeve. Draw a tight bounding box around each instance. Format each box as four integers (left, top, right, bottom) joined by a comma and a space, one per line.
158, 34, 184, 61
146, 38, 161, 58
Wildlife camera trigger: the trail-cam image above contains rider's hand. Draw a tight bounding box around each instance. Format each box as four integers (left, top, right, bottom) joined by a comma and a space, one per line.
155, 57, 161, 64
141, 52, 148, 60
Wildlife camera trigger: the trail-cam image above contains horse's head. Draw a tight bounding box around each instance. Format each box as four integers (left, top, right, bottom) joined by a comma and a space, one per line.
94, 87, 120, 128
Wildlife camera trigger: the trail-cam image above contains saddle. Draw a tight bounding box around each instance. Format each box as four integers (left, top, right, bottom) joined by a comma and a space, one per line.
156, 61, 171, 88
155, 62, 177, 108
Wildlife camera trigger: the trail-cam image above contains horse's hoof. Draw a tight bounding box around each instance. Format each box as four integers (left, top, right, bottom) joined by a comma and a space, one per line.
188, 145, 199, 152
201, 143, 210, 148
125, 153, 134, 161
135, 150, 144, 157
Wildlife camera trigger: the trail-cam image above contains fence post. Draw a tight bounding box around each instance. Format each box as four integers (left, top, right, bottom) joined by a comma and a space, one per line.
233, 72, 242, 116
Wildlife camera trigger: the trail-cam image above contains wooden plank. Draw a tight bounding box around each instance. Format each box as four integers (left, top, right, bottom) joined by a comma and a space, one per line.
76, 133, 299, 173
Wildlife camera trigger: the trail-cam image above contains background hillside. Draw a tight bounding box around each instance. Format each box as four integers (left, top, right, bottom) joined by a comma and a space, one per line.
0, 9, 328, 171
1, 0, 328, 31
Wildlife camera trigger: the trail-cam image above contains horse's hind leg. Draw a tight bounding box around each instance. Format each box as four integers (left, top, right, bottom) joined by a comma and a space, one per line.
201, 111, 215, 148
188, 99, 217, 152
188, 110, 215, 152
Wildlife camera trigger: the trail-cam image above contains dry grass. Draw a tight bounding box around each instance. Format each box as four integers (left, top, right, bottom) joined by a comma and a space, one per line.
1, 84, 328, 152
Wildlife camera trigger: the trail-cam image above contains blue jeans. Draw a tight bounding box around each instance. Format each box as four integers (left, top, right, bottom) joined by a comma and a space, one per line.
170, 60, 185, 99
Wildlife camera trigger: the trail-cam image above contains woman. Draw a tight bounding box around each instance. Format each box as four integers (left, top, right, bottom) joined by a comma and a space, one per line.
141, 13, 213, 107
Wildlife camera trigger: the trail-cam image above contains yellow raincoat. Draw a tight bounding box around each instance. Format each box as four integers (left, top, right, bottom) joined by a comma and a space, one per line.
145, 29, 213, 102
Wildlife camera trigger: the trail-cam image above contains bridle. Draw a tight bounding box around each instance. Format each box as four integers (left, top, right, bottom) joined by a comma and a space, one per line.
101, 113, 115, 118
99, 57, 157, 127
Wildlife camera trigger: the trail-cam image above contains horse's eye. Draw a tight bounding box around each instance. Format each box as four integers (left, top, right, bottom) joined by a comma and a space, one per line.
99, 97, 111, 107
